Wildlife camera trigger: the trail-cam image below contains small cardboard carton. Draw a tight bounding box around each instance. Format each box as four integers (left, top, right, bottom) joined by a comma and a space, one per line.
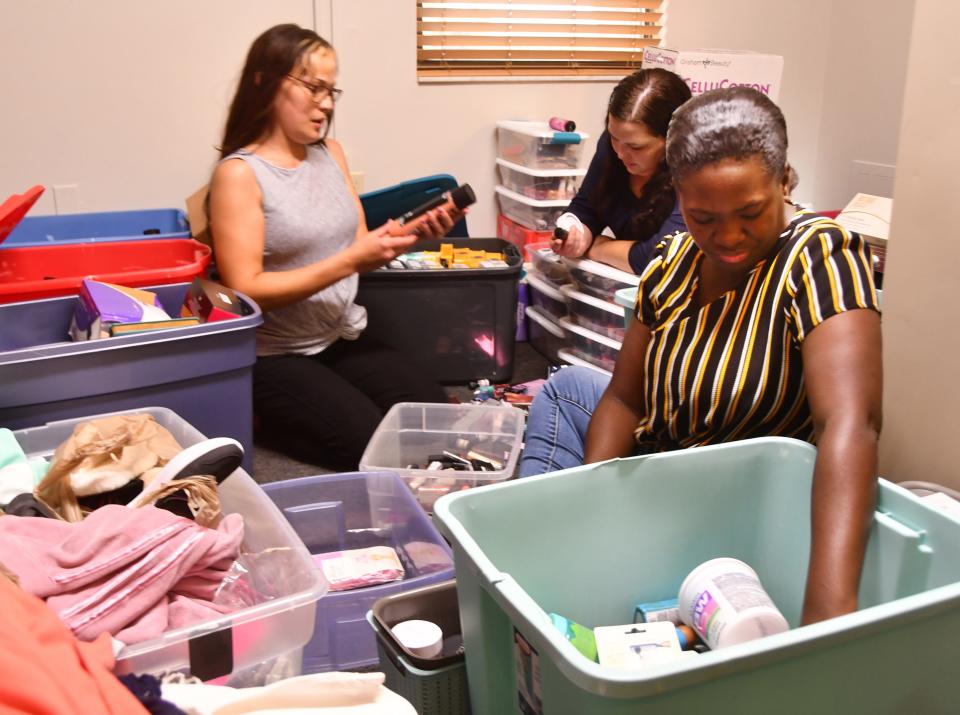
641, 47, 784, 102
834, 193, 893, 247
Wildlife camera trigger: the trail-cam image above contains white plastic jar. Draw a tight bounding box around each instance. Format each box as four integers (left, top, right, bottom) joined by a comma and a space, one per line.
678, 557, 789, 650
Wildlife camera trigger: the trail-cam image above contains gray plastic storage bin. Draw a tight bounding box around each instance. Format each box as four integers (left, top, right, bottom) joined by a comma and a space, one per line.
0, 282, 261, 472
11, 407, 327, 684
262, 472, 455, 673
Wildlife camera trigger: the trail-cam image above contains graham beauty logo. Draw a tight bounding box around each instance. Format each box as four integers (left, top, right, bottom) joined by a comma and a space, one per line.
680, 57, 733, 69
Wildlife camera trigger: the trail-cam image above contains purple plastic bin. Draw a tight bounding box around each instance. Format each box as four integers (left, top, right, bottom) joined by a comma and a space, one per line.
262, 471, 455, 673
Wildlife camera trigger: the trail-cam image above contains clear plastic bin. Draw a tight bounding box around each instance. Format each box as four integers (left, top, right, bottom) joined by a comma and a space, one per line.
11, 407, 326, 685
358, 403, 526, 511
526, 306, 566, 365
559, 317, 621, 373
3, 208, 190, 248
495, 185, 569, 232
562, 255, 640, 301
433, 438, 960, 714
0, 282, 261, 473
557, 348, 612, 378
261, 472, 455, 673
561, 284, 626, 341
496, 158, 585, 201
526, 271, 569, 323
496, 120, 590, 170
524, 241, 570, 286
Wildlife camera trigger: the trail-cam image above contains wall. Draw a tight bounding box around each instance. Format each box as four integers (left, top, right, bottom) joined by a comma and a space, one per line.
0, 0, 914, 236
810, 0, 913, 210
878, 2, 960, 488
0, 1, 314, 217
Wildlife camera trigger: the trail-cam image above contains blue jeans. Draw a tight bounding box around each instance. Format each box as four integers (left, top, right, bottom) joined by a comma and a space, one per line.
518, 366, 611, 477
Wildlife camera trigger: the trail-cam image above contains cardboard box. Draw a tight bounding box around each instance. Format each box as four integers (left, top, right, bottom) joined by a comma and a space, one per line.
185, 184, 211, 246
642, 47, 784, 102
834, 193, 892, 247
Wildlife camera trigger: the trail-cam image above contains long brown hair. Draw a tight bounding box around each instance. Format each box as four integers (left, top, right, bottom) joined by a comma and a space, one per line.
594, 68, 692, 242
218, 24, 334, 159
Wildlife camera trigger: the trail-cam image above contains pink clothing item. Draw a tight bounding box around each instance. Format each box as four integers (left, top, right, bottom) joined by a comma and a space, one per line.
0, 505, 243, 644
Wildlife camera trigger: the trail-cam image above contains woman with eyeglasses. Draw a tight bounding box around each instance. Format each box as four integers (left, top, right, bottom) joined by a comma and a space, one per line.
208, 24, 454, 471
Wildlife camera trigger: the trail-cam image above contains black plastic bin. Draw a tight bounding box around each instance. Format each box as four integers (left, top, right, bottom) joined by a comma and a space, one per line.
355, 238, 521, 384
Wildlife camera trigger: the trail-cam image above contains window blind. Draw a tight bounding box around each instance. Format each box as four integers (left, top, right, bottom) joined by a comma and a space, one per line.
417, 0, 664, 78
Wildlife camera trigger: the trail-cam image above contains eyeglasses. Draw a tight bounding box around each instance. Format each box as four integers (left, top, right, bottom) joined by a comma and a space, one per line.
286, 74, 343, 103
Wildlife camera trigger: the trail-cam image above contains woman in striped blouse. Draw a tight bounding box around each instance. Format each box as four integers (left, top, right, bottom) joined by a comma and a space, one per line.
523, 87, 882, 624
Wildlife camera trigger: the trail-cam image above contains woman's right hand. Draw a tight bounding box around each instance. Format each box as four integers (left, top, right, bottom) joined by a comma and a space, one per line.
551, 221, 593, 258
348, 222, 418, 273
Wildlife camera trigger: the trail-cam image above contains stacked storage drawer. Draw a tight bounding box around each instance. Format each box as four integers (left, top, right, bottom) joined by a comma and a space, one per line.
522, 243, 569, 364
494, 121, 589, 237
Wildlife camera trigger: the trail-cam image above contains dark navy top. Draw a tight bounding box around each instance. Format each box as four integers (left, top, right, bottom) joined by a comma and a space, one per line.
567, 131, 686, 274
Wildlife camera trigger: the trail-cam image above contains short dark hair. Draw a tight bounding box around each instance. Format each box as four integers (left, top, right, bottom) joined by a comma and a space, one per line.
594, 68, 692, 244
666, 86, 789, 183
218, 24, 334, 160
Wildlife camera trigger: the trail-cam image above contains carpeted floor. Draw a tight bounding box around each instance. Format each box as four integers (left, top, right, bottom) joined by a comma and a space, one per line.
251, 341, 551, 484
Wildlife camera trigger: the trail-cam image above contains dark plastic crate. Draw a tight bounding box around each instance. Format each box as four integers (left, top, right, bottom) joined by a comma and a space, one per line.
3, 208, 190, 248
262, 472, 455, 674
0, 283, 261, 472
355, 238, 522, 384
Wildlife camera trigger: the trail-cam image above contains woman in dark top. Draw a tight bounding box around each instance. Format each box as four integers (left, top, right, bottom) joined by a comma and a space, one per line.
553, 68, 691, 273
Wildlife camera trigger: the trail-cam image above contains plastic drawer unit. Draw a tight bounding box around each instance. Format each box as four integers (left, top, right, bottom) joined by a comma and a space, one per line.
561, 284, 626, 341
12, 407, 326, 686
3, 208, 190, 248
360, 402, 525, 511
495, 185, 568, 232
558, 317, 621, 373
526, 306, 566, 365
0, 282, 261, 472
525, 270, 569, 323
356, 238, 522, 384
433, 438, 960, 714
495, 158, 585, 201
496, 120, 589, 170
523, 241, 570, 287
0, 238, 210, 303
261, 471, 455, 673
562, 255, 639, 302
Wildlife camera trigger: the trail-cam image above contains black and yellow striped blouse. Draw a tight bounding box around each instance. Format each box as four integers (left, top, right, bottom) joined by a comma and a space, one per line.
633, 210, 879, 450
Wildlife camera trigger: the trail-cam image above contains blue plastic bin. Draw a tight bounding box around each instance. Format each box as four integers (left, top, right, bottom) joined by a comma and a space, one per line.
262, 472, 455, 674
0, 283, 261, 472
3, 208, 190, 248
434, 438, 960, 714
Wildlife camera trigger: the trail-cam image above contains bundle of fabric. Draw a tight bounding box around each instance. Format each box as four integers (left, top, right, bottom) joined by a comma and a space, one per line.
0, 504, 244, 644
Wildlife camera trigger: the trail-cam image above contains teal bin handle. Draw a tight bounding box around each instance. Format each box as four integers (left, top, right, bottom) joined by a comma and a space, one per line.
549, 131, 582, 145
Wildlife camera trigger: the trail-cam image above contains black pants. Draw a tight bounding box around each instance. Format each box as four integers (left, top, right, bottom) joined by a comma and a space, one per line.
253, 332, 448, 472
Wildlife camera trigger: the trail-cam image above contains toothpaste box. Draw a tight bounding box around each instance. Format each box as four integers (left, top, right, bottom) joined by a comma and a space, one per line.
642, 47, 784, 102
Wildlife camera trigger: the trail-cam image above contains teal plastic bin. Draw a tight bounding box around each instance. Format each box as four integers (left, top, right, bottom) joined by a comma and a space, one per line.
433, 438, 960, 714
613, 285, 637, 329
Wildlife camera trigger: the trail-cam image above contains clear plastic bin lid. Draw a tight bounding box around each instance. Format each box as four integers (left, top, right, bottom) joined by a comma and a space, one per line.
495, 158, 587, 178
495, 185, 570, 208
560, 284, 625, 316
562, 255, 641, 285
559, 316, 623, 350
496, 120, 591, 141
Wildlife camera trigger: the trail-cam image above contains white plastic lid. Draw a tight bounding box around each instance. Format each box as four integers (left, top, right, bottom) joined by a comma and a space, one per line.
496, 119, 591, 140
562, 255, 640, 286
558, 316, 623, 350
560, 284, 624, 316
557, 348, 612, 377
525, 270, 568, 302
495, 184, 571, 208
496, 157, 587, 178
392, 619, 443, 658
525, 306, 565, 338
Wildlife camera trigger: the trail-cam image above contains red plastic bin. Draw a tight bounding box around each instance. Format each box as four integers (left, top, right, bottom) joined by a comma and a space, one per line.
0, 239, 211, 304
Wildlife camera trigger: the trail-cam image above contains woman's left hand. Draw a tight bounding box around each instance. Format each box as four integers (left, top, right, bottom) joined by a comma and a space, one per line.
414, 206, 462, 240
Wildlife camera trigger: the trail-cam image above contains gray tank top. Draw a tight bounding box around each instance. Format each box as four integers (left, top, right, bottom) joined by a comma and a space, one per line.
222, 145, 365, 356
